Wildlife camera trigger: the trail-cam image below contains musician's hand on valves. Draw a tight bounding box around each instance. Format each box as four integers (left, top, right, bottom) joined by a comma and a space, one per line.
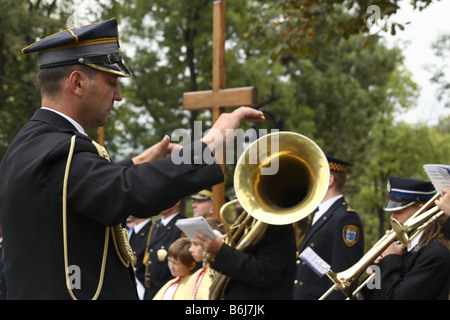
194, 231, 226, 256
435, 187, 450, 217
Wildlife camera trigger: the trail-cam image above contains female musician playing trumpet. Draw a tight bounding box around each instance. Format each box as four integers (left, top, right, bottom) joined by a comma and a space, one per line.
362, 177, 450, 300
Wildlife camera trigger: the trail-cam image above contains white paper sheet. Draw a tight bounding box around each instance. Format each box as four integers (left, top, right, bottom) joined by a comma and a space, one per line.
175, 216, 217, 240
423, 164, 450, 194
299, 246, 331, 277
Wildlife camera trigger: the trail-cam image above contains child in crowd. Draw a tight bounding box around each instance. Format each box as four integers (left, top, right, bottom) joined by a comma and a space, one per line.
153, 237, 197, 300
187, 217, 226, 300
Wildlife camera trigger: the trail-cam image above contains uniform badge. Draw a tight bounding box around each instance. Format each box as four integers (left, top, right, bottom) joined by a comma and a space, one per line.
342, 225, 359, 247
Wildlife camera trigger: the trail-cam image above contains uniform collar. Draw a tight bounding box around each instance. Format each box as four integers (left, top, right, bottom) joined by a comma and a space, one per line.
407, 230, 423, 252
132, 218, 152, 233
161, 212, 180, 226
41, 107, 87, 135
312, 194, 343, 225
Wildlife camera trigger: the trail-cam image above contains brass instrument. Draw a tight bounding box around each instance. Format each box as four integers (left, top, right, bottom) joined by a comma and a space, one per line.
209, 131, 330, 299
319, 193, 442, 300
391, 198, 444, 247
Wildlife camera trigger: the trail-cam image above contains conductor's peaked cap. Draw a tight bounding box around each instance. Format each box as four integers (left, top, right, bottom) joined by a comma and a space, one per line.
22, 18, 132, 78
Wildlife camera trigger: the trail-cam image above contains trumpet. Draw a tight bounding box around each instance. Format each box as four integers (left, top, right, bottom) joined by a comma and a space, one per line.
391, 200, 444, 247
319, 193, 442, 300
209, 132, 330, 300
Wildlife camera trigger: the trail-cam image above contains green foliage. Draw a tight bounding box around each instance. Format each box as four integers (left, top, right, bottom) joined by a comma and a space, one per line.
0, 0, 75, 158
427, 33, 450, 107
244, 0, 434, 59
0, 0, 447, 249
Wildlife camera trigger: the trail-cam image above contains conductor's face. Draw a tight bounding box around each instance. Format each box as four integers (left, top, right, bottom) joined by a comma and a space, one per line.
81, 70, 123, 129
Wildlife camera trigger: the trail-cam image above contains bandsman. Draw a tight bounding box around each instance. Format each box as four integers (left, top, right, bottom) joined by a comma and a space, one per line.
293, 156, 364, 300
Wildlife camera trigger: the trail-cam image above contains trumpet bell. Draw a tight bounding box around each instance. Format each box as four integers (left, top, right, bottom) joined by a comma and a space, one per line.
234, 132, 330, 225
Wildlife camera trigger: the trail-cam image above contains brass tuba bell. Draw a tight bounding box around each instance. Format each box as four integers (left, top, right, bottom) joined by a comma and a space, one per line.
234, 131, 330, 226
209, 131, 330, 299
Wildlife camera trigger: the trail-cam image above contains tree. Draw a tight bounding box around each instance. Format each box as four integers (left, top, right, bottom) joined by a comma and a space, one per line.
353, 118, 450, 245
245, 0, 437, 59
427, 33, 450, 108
0, 0, 74, 158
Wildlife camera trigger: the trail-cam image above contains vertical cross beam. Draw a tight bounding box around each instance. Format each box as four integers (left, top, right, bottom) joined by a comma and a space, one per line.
183, 0, 258, 219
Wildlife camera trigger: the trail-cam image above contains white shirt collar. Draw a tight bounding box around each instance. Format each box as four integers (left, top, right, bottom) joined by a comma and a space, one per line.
312, 194, 343, 225
41, 107, 87, 136
407, 230, 423, 252
161, 212, 180, 226
132, 218, 152, 233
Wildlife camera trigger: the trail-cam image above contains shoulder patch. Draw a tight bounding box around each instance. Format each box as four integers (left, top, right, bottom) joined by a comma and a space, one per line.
342, 225, 360, 247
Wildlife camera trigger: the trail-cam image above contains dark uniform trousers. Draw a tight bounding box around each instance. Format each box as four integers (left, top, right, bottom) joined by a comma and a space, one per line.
293, 198, 364, 300
143, 214, 185, 300
0, 109, 223, 299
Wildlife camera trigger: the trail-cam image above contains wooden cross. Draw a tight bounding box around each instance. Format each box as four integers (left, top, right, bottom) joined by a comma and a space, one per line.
183, 0, 258, 219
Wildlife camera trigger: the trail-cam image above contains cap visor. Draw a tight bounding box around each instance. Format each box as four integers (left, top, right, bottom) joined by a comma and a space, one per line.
383, 198, 416, 211
191, 195, 211, 200
87, 62, 132, 77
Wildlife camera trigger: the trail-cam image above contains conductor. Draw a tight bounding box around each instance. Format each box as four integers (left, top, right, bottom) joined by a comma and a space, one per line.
0, 19, 264, 300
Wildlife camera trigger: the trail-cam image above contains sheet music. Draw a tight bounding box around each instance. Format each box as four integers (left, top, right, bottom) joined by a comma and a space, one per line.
299, 247, 331, 277
423, 164, 450, 194
175, 216, 217, 240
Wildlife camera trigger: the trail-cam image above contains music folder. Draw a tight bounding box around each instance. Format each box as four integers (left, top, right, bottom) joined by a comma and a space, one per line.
423, 164, 450, 195
175, 216, 217, 240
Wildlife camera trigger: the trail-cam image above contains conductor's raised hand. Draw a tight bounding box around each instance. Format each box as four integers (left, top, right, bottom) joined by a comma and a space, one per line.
201, 107, 265, 152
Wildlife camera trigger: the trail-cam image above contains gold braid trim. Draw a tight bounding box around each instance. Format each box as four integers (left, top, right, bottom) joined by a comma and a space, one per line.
62, 137, 134, 300
63, 136, 109, 300
91, 141, 135, 268
111, 225, 134, 267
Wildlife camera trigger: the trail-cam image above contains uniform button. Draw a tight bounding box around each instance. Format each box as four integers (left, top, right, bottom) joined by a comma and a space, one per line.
294, 280, 298, 284
299, 282, 303, 286
310, 243, 315, 248
296, 260, 300, 264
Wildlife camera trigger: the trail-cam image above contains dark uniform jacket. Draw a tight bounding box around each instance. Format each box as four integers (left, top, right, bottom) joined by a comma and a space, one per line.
0, 109, 223, 300
128, 219, 152, 288
293, 197, 364, 300
143, 213, 185, 300
212, 224, 296, 300
362, 239, 450, 300
0, 239, 6, 300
